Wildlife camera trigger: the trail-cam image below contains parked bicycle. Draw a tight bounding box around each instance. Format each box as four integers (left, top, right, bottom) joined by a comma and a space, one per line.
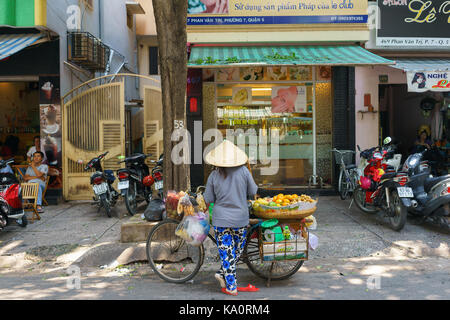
331, 149, 359, 200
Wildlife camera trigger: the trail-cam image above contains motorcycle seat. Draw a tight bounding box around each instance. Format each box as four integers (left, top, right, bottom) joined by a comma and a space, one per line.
424, 175, 449, 193
345, 164, 357, 170
125, 154, 146, 162
381, 172, 397, 180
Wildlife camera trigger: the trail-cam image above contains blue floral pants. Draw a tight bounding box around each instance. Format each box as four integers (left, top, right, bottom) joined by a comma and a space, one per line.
214, 226, 247, 291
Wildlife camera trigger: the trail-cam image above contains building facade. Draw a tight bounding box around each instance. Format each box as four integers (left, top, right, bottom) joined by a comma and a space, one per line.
185, 0, 393, 193
0, 0, 144, 201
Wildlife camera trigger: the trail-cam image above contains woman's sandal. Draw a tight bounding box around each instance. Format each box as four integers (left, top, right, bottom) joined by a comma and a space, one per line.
221, 288, 238, 296
215, 273, 225, 288
237, 284, 259, 292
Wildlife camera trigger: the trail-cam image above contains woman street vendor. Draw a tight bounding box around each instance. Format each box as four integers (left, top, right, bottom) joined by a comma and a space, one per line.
202, 140, 259, 296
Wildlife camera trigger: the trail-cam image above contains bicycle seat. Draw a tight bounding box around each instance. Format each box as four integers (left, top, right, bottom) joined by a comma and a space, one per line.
345, 164, 357, 170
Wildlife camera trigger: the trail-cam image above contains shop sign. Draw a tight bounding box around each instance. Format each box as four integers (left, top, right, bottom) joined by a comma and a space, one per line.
187, 0, 368, 25
407, 71, 450, 92
377, 0, 450, 47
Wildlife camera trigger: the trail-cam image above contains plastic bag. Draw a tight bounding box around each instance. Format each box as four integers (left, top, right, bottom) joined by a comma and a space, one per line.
144, 198, 165, 221
305, 216, 317, 230
165, 190, 182, 220
196, 193, 207, 212
308, 233, 319, 250
175, 211, 210, 247
177, 193, 195, 216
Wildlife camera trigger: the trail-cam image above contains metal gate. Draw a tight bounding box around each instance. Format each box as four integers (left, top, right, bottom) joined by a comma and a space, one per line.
143, 85, 163, 165
62, 81, 125, 200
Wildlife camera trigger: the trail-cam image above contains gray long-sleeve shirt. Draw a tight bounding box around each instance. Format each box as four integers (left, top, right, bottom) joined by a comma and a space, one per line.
203, 165, 258, 228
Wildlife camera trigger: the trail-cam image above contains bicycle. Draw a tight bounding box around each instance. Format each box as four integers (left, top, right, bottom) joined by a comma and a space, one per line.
146, 201, 306, 286
331, 149, 359, 200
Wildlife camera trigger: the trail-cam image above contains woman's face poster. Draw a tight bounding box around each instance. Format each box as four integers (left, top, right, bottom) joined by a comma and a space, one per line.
271, 86, 307, 113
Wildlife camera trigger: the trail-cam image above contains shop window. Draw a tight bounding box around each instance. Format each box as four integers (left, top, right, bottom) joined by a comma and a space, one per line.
214, 66, 333, 189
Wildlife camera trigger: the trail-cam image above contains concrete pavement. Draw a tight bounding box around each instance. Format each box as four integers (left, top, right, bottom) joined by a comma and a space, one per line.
0, 196, 448, 300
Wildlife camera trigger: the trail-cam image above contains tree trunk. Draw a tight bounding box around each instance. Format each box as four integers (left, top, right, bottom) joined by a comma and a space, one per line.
152, 0, 190, 193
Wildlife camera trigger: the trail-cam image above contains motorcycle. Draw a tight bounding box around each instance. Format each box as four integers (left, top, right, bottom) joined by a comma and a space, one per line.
353, 138, 411, 231
402, 149, 450, 229
83, 151, 119, 217
117, 153, 163, 216
0, 159, 27, 230
356, 137, 402, 178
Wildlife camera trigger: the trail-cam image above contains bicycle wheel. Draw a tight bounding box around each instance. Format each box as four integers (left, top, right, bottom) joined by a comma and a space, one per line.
146, 219, 204, 283
243, 226, 304, 281
338, 168, 349, 200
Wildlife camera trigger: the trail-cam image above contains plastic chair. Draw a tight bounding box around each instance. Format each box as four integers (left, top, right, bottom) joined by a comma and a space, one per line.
21, 182, 40, 222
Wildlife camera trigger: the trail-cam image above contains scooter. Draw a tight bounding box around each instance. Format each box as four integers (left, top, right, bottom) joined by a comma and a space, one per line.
402, 149, 450, 229
0, 159, 27, 230
116, 153, 160, 216
83, 151, 119, 217
353, 138, 411, 231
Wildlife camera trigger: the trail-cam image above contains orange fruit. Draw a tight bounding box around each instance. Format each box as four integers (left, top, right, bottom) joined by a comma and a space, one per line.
275, 199, 283, 204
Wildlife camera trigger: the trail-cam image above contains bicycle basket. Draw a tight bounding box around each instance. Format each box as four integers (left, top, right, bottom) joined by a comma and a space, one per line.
333, 150, 354, 166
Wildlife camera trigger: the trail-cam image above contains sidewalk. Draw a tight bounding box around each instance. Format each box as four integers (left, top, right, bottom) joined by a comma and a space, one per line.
0, 196, 448, 299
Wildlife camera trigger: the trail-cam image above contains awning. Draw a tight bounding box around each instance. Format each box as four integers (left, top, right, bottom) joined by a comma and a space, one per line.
188, 45, 394, 68
0, 33, 45, 61
390, 58, 450, 72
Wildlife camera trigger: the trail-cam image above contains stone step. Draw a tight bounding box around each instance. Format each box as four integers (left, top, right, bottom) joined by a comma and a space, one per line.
120, 214, 160, 243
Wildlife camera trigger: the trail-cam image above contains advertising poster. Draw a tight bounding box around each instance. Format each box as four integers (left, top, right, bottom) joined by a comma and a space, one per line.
232, 87, 252, 104
407, 71, 450, 93
317, 66, 332, 81
39, 76, 62, 189
271, 86, 307, 113
216, 68, 240, 81
241, 67, 264, 81
289, 66, 312, 81
188, 0, 229, 14
266, 66, 288, 81
188, 0, 368, 25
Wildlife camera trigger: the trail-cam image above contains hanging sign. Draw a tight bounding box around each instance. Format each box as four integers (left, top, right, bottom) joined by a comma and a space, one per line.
407, 71, 450, 92
187, 0, 368, 25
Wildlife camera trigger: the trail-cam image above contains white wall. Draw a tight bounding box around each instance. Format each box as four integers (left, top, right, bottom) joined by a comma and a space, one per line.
355, 65, 406, 161
46, 0, 138, 100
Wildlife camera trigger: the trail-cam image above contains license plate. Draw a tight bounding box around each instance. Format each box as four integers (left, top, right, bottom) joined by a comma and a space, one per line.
93, 183, 108, 195
397, 187, 413, 198
118, 180, 129, 190
154, 181, 163, 190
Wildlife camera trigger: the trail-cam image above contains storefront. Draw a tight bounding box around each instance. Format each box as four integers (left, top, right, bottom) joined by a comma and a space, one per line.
0, 1, 63, 201
360, 0, 450, 168
186, 0, 394, 192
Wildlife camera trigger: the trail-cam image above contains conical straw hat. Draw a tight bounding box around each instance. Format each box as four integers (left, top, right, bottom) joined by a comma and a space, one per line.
205, 140, 248, 167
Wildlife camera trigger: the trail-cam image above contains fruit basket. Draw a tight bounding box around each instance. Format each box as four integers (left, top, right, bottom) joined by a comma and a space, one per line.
252, 194, 317, 220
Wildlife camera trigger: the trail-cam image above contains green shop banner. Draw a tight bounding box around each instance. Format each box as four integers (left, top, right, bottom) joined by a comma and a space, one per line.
0, 0, 46, 27
187, 0, 368, 25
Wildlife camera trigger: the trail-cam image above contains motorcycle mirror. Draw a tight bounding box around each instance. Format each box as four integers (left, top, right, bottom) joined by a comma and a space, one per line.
383, 137, 392, 145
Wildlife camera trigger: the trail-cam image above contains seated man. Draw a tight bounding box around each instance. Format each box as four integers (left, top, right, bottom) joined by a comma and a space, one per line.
23, 151, 48, 213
